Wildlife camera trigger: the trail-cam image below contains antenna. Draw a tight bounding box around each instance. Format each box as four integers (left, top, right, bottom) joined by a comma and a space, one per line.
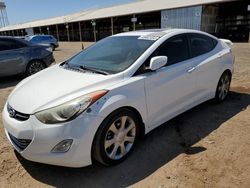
0, 1, 9, 28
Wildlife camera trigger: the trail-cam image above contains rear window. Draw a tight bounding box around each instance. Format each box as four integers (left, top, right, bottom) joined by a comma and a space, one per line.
189, 34, 217, 57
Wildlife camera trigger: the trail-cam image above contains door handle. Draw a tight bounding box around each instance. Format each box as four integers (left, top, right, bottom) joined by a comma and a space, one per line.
187, 66, 196, 73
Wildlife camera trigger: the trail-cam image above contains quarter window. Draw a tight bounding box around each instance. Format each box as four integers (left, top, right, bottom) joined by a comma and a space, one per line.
189, 34, 217, 57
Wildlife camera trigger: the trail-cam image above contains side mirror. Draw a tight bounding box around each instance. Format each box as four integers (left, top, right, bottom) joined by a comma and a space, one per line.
149, 56, 168, 71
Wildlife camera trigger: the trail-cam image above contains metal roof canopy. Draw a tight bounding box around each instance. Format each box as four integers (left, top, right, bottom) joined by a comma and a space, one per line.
0, 0, 235, 32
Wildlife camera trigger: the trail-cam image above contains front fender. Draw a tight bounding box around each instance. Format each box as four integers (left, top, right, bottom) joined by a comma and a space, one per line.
87, 77, 148, 131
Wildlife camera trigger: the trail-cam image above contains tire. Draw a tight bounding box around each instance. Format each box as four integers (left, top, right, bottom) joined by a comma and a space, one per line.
26, 60, 46, 76
215, 71, 231, 102
51, 44, 56, 51
92, 108, 140, 166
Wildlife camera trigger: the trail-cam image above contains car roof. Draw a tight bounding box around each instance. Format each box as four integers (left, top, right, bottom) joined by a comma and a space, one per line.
0, 36, 27, 41
30, 35, 54, 38
113, 28, 214, 39
0, 36, 19, 39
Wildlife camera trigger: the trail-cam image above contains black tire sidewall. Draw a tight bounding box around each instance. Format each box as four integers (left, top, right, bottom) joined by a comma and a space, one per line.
93, 109, 140, 166
26, 60, 45, 76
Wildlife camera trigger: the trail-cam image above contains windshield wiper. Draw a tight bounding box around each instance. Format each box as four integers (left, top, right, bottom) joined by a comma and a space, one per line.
79, 65, 109, 75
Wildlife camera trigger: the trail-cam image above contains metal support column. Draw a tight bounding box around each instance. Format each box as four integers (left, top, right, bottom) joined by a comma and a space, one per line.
133, 14, 136, 31
93, 25, 96, 42
66, 24, 70, 41
56, 24, 59, 41
79, 22, 82, 41
91, 20, 96, 42
72, 24, 75, 41
111, 17, 114, 35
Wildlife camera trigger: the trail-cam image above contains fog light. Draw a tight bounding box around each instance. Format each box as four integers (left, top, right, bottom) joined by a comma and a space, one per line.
51, 139, 73, 153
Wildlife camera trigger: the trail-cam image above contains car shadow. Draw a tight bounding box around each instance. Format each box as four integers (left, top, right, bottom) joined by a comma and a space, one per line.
0, 75, 24, 89
15, 91, 250, 188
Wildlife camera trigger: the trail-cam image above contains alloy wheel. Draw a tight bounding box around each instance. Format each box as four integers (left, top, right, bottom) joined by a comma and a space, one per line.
28, 61, 45, 75
104, 116, 136, 160
218, 74, 230, 101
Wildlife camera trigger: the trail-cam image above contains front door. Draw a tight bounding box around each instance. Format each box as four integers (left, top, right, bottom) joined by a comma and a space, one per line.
144, 35, 198, 129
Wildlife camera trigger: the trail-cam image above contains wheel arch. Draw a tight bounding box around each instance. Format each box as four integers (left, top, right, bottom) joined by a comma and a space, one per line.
90, 106, 146, 163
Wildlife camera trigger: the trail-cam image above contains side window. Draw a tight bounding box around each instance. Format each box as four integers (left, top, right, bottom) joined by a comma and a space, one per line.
189, 34, 216, 57
0, 39, 27, 51
0, 40, 11, 51
43, 36, 50, 40
31, 37, 39, 42
15, 40, 27, 48
134, 35, 190, 76
155, 35, 189, 65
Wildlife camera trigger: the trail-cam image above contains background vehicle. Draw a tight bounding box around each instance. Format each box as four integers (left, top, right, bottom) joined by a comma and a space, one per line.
2, 29, 234, 168
27, 35, 59, 50
0, 37, 54, 77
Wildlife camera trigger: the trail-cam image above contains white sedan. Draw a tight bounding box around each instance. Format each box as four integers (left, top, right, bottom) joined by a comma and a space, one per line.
2, 29, 234, 167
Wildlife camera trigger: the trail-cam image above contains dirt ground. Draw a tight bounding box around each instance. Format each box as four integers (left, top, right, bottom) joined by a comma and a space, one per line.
0, 42, 249, 188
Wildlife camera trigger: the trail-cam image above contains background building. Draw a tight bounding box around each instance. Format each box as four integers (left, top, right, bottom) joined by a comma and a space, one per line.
0, 0, 8, 28
0, 0, 249, 42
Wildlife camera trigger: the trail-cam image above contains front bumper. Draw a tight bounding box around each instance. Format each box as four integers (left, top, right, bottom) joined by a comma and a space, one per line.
2, 104, 104, 168
54, 43, 59, 48
43, 53, 55, 67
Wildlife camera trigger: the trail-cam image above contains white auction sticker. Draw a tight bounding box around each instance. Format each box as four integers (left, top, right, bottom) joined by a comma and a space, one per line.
138, 32, 167, 41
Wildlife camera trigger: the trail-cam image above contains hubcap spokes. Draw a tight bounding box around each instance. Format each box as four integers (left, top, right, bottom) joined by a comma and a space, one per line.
105, 116, 136, 160
29, 62, 44, 74
218, 75, 230, 100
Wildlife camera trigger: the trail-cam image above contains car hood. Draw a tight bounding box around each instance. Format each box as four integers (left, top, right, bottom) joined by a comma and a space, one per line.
8, 65, 124, 114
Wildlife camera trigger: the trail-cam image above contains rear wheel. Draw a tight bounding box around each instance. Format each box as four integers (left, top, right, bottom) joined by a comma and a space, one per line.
26, 60, 46, 76
93, 109, 140, 165
215, 72, 231, 102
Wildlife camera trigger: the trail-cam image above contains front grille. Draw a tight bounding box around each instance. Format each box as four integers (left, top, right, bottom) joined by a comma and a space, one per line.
7, 104, 30, 121
8, 133, 32, 151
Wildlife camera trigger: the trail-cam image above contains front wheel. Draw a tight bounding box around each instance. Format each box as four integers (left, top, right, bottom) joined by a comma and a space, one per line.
215, 72, 231, 102
92, 109, 140, 166
26, 60, 46, 76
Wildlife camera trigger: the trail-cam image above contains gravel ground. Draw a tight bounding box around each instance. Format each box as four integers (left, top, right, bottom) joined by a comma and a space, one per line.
0, 42, 249, 188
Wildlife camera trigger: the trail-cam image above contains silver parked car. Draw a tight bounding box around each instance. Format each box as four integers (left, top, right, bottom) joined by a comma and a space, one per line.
0, 37, 55, 77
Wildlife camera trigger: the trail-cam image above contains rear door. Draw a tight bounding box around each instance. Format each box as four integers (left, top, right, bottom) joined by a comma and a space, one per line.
143, 34, 198, 129
187, 33, 221, 99
0, 39, 28, 76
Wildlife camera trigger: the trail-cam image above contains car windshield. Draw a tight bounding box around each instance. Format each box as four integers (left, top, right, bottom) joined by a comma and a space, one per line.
65, 36, 155, 74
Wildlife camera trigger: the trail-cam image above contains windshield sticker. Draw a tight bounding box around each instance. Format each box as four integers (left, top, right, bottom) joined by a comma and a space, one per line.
138, 32, 167, 41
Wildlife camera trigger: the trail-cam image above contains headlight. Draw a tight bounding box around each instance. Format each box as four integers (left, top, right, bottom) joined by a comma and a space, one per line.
46, 47, 53, 52
35, 90, 108, 124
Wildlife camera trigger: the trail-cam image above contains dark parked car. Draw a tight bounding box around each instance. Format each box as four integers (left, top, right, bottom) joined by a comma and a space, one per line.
26, 35, 59, 50
0, 37, 55, 77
